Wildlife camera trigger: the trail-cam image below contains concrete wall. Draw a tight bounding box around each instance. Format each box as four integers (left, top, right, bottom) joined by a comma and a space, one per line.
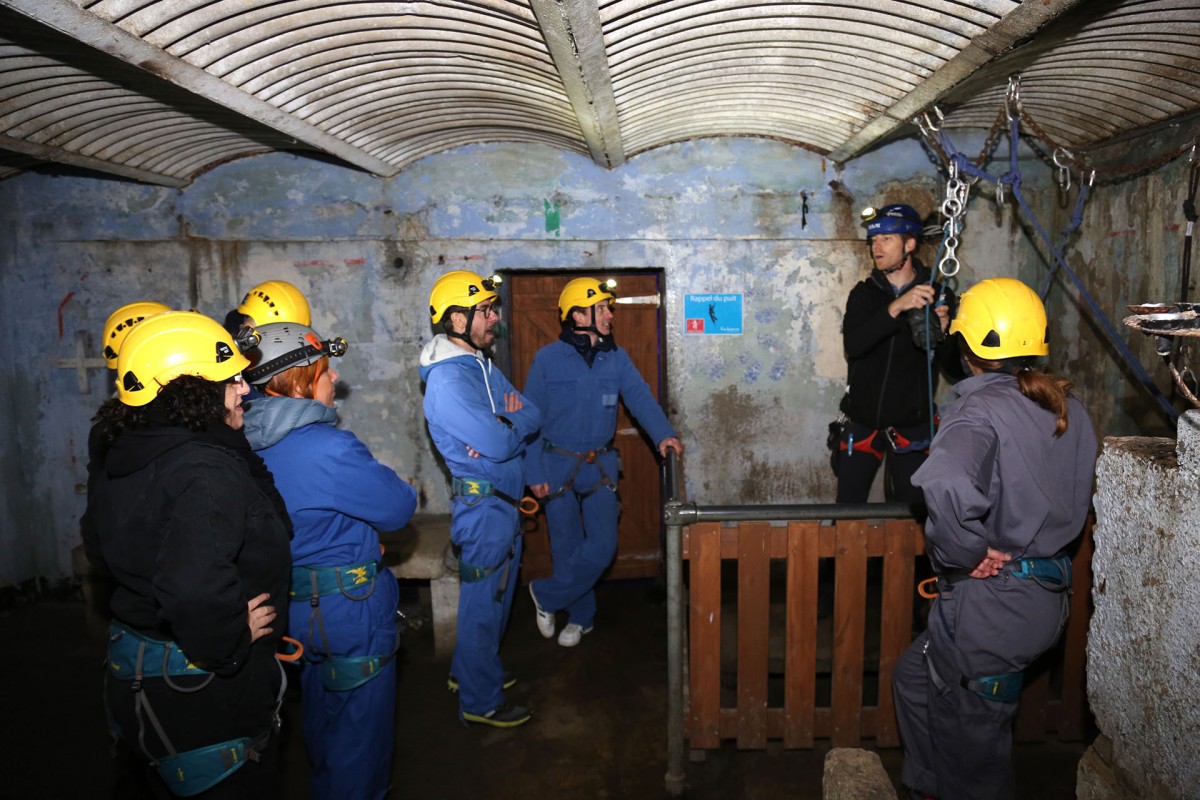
0, 131, 1120, 587
1086, 412, 1200, 798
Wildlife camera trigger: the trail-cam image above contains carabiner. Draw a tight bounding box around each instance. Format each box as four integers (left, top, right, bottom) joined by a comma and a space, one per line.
518, 496, 540, 517
276, 636, 305, 663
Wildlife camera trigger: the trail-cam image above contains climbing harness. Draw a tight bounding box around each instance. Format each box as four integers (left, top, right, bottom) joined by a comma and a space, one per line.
922, 633, 1024, 705
290, 561, 400, 692
918, 553, 1072, 600
541, 440, 618, 500
106, 622, 283, 796
460, 545, 519, 602
451, 476, 539, 516
840, 424, 932, 460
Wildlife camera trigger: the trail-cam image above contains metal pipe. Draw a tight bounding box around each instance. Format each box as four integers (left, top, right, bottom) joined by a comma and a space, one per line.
664, 502, 916, 525
663, 453, 686, 795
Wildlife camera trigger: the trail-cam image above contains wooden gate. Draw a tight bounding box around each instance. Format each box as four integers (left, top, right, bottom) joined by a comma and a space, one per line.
683, 517, 1094, 749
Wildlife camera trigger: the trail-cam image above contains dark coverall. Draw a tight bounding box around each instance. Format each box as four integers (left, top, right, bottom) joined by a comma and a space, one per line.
894, 372, 1097, 800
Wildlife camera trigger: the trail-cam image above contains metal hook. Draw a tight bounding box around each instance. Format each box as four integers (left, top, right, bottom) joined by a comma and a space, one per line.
1088, 169, 1096, 188
1005, 76, 1021, 121
1053, 147, 1073, 192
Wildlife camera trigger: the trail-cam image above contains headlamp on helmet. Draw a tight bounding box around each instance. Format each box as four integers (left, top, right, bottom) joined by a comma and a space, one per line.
862, 203, 923, 239
428, 270, 500, 324
558, 277, 618, 322
244, 322, 349, 386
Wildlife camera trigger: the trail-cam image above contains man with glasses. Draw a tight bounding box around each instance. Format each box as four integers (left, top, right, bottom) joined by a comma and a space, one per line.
419, 270, 541, 727
524, 277, 683, 648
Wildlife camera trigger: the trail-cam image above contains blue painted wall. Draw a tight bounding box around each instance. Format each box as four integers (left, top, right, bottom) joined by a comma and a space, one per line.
6, 133, 1137, 586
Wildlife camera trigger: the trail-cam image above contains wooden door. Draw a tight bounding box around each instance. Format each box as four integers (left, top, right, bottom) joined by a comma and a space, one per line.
508, 271, 667, 581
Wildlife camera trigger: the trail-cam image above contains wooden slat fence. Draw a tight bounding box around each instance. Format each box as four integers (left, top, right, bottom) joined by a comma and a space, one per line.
682, 516, 1094, 750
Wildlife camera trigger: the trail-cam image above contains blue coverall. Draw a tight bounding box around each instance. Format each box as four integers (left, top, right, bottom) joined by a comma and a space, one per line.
894, 372, 1097, 800
523, 338, 676, 630
419, 335, 541, 717
245, 396, 417, 800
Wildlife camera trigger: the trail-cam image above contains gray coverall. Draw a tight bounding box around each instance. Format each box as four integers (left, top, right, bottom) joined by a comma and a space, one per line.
894, 371, 1097, 800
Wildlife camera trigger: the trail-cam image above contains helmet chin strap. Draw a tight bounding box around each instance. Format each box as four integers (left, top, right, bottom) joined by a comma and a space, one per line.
571, 305, 603, 338
877, 251, 912, 276
447, 307, 483, 351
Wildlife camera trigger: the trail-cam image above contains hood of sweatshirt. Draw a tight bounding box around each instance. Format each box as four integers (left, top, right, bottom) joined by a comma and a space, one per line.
419, 333, 486, 380
243, 395, 338, 451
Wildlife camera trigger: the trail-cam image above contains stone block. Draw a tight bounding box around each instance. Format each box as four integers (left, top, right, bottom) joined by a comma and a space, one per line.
823, 747, 897, 800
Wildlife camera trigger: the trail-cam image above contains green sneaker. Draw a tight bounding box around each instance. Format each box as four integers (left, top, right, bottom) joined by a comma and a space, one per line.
447, 672, 516, 693
462, 702, 532, 728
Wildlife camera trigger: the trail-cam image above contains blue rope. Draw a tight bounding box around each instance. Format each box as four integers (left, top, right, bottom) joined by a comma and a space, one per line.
931, 122, 1179, 424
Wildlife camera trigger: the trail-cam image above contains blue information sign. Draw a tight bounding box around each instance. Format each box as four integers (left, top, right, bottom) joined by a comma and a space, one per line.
684, 293, 743, 335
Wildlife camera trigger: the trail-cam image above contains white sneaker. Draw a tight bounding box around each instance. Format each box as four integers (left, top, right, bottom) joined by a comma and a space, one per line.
530, 584, 556, 639
557, 622, 593, 647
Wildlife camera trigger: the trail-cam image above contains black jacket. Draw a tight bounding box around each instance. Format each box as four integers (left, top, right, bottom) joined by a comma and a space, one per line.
82, 421, 292, 757
840, 259, 966, 431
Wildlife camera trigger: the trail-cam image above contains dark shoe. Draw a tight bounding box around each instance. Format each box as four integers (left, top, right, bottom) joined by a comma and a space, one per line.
447, 672, 516, 693
462, 702, 532, 728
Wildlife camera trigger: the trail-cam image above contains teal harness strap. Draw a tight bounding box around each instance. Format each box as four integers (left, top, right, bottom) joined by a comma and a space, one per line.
154, 735, 263, 797
961, 672, 1024, 703
108, 622, 211, 682
1008, 553, 1072, 592
319, 649, 399, 692
290, 561, 380, 672
289, 561, 379, 601
451, 476, 524, 508
923, 638, 1024, 704
106, 623, 275, 796
541, 439, 617, 500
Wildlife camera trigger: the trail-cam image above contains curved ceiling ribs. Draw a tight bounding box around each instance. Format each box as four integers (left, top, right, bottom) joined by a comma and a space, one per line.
0, 0, 1198, 185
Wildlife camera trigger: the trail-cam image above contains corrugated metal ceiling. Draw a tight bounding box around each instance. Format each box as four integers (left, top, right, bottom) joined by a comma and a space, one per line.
0, 0, 1197, 186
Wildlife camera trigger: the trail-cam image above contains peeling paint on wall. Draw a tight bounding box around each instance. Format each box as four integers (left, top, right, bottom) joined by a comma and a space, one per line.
0, 134, 1156, 585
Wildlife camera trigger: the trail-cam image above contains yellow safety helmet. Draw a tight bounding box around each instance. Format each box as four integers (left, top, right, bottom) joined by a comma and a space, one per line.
950, 277, 1049, 359
558, 278, 616, 322
102, 301, 171, 368
429, 270, 500, 324
237, 280, 311, 326
116, 311, 251, 407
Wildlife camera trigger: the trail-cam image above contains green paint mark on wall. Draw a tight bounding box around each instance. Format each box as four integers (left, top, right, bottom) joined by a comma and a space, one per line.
544, 199, 561, 237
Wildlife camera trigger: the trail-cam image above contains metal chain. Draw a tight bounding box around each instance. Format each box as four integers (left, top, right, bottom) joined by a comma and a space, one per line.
938, 160, 969, 278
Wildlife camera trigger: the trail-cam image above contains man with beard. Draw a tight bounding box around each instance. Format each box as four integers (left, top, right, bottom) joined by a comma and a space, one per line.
419, 270, 541, 727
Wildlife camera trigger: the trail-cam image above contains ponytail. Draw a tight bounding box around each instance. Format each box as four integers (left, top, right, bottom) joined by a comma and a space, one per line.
960, 338, 1073, 437
1014, 366, 1073, 437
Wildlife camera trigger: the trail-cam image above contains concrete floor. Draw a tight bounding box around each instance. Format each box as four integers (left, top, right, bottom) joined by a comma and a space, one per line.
3, 579, 1087, 798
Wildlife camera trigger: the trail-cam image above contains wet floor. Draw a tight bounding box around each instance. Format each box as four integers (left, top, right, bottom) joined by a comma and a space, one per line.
3, 579, 1085, 798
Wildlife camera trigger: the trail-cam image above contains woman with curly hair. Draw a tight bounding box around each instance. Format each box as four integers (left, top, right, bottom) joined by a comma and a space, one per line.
893, 278, 1098, 800
82, 310, 292, 799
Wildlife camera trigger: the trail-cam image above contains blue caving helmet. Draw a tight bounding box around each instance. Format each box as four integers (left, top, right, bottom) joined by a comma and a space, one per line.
862, 203, 923, 238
